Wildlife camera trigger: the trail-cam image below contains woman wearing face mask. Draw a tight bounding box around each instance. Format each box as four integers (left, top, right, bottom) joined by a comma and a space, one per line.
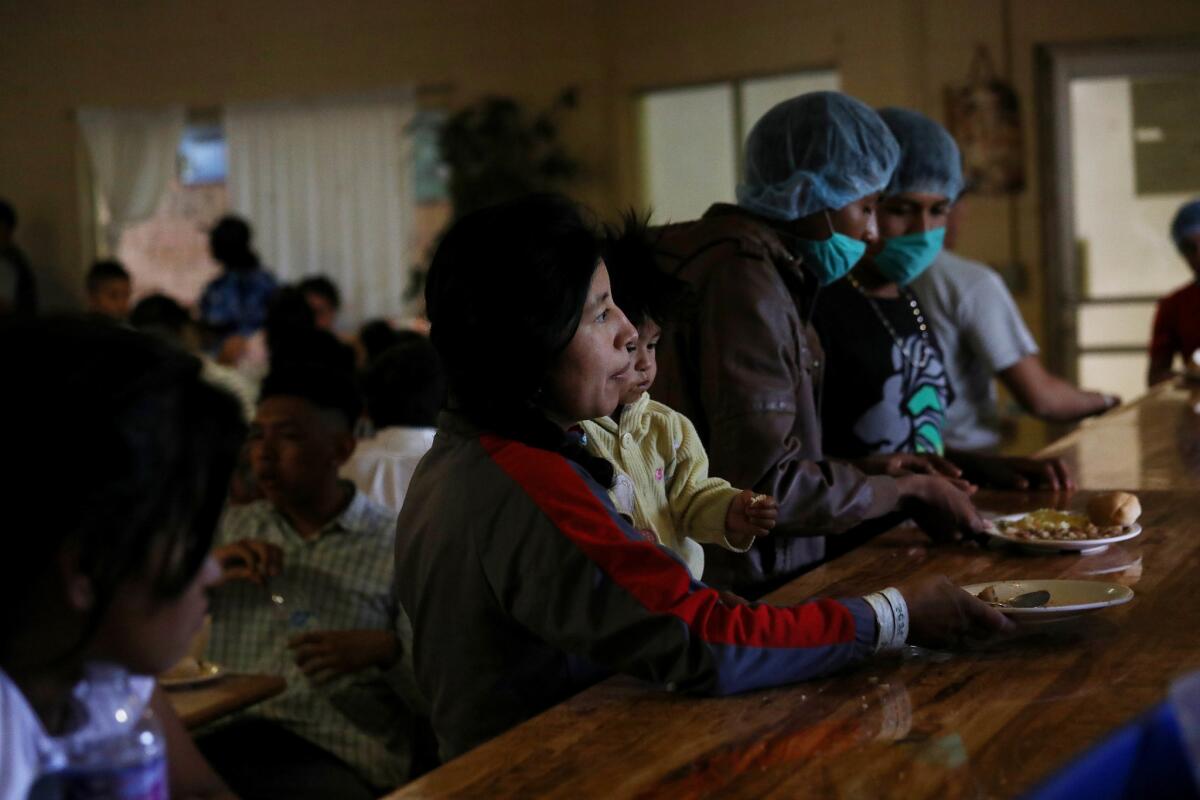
813, 108, 1072, 491
653, 92, 990, 598
393, 193, 1012, 763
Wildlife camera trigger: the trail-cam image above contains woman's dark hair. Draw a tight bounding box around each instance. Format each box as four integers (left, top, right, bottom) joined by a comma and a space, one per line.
602, 212, 690, 330
209, 215, 261, 273
425, 193, 613, 484
0, 316, 246, 662
364, 337, 446, 428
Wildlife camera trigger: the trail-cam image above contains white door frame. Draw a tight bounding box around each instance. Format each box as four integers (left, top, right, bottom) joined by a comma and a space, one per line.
1036, 39, 1200, 381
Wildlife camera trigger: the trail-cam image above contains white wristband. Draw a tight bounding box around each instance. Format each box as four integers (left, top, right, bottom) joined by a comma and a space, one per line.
863, 592, 896, 653
881, 587, 910, 648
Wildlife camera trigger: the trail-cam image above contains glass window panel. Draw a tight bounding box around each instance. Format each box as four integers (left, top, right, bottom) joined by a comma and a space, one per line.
1069, 76, 1196, 299
739, 70, 840, 142
639, 84, 736, 224
1078, 352, 1149, 402
1077, 301, 1157, 347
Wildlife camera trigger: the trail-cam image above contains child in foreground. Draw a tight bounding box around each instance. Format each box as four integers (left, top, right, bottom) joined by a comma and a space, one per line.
581, 218, 779, 582
1, 317, 243, 800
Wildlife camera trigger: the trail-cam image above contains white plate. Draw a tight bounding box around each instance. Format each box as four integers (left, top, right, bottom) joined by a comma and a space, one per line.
984, 512, 1142, 555
159, 661, 224, 689
962, 579, 1134, 622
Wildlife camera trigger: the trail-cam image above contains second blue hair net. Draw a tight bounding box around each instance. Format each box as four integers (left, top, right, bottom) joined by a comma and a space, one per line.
737, 92, 900, 221
1171, 199, 1200, 249
878, 107, 964, 200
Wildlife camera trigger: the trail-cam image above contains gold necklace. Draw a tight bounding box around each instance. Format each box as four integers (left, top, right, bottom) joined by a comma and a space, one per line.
845, 273, 932, 368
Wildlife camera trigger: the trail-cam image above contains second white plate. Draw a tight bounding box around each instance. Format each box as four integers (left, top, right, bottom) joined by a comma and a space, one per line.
962, 579, 1134, 622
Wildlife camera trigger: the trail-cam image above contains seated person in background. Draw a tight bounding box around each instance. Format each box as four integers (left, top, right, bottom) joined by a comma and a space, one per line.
0, 198, 37, 316
299, 274, 342, 333
814, 108, 1072, 491
1148, 198, 1200, 386
200, 215, 278, 362
201, 364, 414, 799
342, 337, 446, 513
130, 293, 258, 421
580, 216, 778, 582
912, 199, 1116, 452
84, 259, 132, 321
358, 319, 424, 366
396, 192, 1010, 762
264, 286, 357, 377
1, 317, 242, 800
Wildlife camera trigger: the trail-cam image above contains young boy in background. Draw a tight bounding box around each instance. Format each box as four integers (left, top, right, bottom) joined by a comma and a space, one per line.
581, 218, 779, 582
84, 259, 132, 320
201, 364, 416, 799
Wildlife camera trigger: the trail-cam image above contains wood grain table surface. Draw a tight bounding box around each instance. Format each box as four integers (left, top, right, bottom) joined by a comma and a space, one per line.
387, 390, 1200, 798
1039, 379, 1200, 491
166, 673, 286, 730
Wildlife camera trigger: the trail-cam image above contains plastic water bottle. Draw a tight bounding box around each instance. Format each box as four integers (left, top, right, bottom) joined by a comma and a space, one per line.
31, 663, 168, 799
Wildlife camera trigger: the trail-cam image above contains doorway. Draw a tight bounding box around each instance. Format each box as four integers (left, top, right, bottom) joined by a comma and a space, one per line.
1039, 41, 1200, 401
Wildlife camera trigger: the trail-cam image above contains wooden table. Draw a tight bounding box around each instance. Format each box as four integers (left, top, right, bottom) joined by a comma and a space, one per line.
387, 391, 1200, 798
1039, 379, 1200, 490
166, 673, 286, 730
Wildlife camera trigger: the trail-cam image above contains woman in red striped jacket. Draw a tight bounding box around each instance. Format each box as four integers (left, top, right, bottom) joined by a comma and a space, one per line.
393, 193, 1011, 762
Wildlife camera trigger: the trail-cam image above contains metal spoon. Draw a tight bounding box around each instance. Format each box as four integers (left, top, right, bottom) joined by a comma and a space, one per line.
990, 590, 1051, 609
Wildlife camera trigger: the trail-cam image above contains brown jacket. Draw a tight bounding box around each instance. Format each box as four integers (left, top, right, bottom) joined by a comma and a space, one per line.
652, 204, 899, 592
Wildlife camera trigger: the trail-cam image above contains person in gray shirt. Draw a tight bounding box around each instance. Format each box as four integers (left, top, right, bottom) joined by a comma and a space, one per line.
911, 198, 1117, 452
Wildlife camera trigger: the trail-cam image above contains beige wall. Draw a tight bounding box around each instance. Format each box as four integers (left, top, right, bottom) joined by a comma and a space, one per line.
4, 0, 1200, 444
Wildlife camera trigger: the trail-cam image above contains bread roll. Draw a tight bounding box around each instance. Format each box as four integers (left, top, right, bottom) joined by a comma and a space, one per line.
1086, 492, 1141, 527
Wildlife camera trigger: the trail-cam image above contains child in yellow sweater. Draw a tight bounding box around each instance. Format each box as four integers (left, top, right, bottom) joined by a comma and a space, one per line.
581, 219, 778, 580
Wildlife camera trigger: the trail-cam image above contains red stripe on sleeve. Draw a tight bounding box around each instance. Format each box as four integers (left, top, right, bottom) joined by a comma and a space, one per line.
479, 434, 857, 650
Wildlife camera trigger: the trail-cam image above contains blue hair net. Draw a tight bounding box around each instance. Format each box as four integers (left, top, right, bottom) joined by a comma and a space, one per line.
737, 92, 900, 221
878, 107, 964, 201
1171, 198, 1200, 249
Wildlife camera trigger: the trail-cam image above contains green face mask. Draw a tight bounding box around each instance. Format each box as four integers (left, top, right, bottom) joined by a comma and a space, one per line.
874, 227, 946, 286
795, 212, 867, 286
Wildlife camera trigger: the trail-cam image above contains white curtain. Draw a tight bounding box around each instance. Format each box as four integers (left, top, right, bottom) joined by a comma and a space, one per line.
78, 105, 185, 248
225, 91, 415, 326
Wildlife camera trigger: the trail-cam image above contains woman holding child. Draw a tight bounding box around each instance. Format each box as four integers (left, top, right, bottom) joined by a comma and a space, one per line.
393, 192, 1012, 762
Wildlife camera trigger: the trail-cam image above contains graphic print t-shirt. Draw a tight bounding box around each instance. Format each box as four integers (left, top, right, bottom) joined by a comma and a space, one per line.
812, 280, 953, 459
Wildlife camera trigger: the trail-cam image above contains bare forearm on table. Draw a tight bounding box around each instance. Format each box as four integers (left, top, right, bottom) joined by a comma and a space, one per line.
999, 356, 1112, 422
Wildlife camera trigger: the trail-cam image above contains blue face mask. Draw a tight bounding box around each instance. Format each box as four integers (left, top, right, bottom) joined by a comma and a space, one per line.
873, 227, 946, 286
795, 212, 868, 286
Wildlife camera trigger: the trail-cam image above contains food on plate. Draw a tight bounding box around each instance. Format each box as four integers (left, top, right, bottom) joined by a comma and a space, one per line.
1086, 492, 1142, 528
994, 509, 1125, 541
976, 585, 999, 604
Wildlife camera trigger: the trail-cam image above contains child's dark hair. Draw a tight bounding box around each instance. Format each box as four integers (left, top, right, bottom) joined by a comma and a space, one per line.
364, 337, 446, 429
130, 293, 191, 341
265, 286, 356, 375
0, 316, 246, 664
298, 274, 342, 310
259, 362, 363, 431
86, 259, 130, 293
602, 212, 690, 330
359, 320, 422, 364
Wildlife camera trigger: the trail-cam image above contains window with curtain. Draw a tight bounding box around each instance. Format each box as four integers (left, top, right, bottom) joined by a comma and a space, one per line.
637, 69, 840, 224
224, 91, 417, 327
87, 92, 429, 328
